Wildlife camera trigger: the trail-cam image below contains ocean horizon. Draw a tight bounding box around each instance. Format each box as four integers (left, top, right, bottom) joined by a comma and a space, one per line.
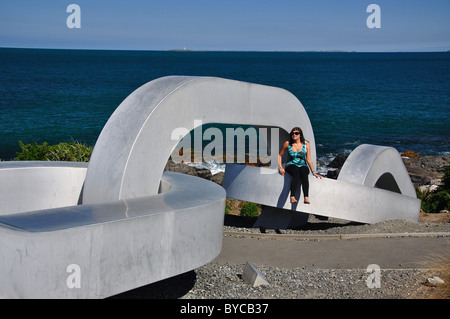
0, 48, 448, 173
3, 46, 449, 52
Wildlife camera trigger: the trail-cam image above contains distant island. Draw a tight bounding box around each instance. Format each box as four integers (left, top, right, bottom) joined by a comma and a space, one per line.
167, 49, 353, 53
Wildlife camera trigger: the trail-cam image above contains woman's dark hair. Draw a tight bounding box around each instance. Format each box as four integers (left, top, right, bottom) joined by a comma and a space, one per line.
289, 127, 305, 145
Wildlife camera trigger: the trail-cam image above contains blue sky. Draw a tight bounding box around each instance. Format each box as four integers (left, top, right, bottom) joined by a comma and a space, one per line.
1, 0, 449, 52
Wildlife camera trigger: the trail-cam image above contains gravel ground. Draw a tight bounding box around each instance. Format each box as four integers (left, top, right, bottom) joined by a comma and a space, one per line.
114, 258, 445, 300
112, 215, 449, 300
181, 264, 434, 299
224, 214, 450, 235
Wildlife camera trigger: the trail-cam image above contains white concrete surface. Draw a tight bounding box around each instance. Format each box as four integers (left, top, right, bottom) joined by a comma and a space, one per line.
0, 171, 225, 298
0, 162, 87, 216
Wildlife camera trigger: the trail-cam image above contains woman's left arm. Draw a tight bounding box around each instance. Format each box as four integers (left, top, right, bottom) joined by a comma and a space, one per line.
306, 141, 322, 178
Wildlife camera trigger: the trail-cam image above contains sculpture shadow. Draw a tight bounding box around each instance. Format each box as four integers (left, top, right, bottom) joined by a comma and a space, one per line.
224, 214, 258, 228
290, 220, 364, 231
109, 270, 197, 299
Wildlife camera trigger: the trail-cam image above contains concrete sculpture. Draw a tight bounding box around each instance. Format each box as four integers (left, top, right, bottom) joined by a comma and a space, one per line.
224, 144, 421, 225
0, 76, 420, 298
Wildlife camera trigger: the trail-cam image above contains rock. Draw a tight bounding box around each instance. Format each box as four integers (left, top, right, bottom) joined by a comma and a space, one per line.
210, 172, 225, 185
326, 169, 339, 180
242, 262, 270, 287
327, 153, 349, 169
402, 155, 450, 188
401, 151, 420, 158
326, 153, 349, 179
195, 168, 212, 180
165, 159, 198, 176
165, 159, 225, 185
426, 276, 445, 286
418, 185, 439, 193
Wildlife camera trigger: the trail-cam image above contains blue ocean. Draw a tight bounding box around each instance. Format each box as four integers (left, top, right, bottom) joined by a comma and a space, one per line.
0, 48, 449, 172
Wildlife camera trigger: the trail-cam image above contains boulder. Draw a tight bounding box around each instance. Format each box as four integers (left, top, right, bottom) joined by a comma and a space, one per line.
164, 159, 224, 185
164, 159, 197, 176
326, 153, 349, 179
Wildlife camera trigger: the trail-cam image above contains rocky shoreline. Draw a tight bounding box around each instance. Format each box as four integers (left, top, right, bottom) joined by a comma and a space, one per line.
402, 154, 450, 191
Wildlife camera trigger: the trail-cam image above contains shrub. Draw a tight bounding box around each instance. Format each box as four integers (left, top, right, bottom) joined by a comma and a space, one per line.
239, 202, 260, 217
401, 151, 420, 158
14, 141, 50, 161
443, 164, 450, 190
417, 164, 450, 213
14, 141, 93, 162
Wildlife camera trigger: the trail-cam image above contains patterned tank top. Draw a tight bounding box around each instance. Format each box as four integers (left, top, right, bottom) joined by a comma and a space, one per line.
286, 142, 307, 168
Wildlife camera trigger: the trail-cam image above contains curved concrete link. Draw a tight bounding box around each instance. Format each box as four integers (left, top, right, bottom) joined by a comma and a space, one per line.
338, 144, 416, 198
223, 162, 420, 224
0, 169, 225, 298
82, 76, 316, 204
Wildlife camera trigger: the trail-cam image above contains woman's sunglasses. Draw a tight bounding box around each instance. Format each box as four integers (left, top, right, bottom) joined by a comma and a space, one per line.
291, 132, 300, 136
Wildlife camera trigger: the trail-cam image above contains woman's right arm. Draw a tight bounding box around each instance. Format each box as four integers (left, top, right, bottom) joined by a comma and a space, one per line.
278, 141, 289, 175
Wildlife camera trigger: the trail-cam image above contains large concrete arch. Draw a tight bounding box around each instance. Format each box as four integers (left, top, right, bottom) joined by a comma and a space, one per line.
82, 76, 316, 204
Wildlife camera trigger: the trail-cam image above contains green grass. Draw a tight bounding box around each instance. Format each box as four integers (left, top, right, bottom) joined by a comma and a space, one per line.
239, 202, 260, 217
13, 141, 93, 162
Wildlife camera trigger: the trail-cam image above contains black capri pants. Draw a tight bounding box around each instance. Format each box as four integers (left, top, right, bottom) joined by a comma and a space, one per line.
285, 164, 310, 197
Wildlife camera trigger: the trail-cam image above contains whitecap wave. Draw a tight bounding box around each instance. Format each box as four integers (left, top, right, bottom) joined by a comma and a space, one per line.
186, 160, 226, 175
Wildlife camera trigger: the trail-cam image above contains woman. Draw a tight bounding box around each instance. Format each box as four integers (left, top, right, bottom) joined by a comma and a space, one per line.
278, 127, 320, 204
